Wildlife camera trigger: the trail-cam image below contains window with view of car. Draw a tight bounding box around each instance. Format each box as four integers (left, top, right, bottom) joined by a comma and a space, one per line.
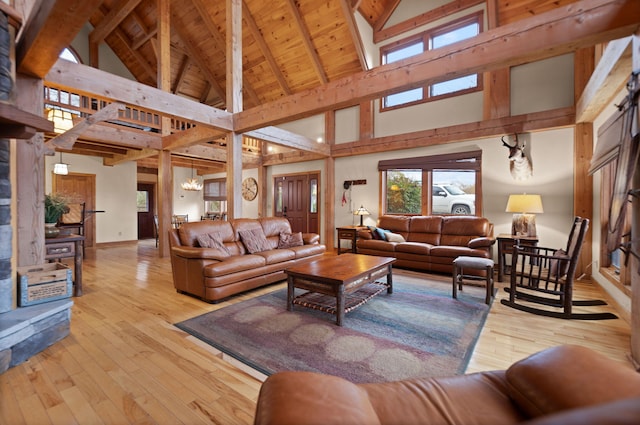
380, 151, 481, 216
380, 13, 482, 110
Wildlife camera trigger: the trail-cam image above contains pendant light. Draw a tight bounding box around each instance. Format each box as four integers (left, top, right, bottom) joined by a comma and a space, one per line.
53, 152, 69, 175
181, 160, 203, 191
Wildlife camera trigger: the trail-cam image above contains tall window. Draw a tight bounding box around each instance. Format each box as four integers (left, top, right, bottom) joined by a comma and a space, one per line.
380, 151, 482, 216
381, 13, 482, 110
203, 178, 227, 215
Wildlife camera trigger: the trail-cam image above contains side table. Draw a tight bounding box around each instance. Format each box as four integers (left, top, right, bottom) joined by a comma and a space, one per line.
496, 233, 538, 282
336, 226, 366, 255
45, 234, 84, 296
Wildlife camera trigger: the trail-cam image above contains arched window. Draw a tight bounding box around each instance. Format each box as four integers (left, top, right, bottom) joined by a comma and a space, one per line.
59, 47, 81, 63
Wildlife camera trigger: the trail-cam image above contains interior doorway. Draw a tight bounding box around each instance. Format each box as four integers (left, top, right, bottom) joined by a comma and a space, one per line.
52, 173, 96, 249
137, 183, 156, 240
273, 172, 320, 234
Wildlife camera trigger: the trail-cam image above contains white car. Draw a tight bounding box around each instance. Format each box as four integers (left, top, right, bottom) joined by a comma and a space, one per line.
432, 184, 475, 215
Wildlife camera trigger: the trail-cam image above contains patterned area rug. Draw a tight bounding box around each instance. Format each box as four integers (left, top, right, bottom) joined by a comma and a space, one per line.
175, 273, 490, 383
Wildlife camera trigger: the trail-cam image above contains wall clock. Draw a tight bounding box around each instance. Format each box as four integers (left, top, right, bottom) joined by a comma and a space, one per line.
242, 177, 258, 201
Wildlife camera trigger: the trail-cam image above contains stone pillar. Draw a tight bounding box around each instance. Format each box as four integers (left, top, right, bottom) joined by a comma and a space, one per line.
0, 139, 10, 314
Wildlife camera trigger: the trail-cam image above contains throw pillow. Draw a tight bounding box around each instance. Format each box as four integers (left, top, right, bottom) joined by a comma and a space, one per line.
549, 249, 570, 278
278, 232, 304, 249
368, 226, 382, 240
384, 232, 405, 243
239, 228, 271, 254
196, 232, 230, 257
374, 227, 388, 241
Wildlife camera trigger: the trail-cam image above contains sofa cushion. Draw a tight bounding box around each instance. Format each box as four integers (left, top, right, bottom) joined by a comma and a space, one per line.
278, 232, 304, 248
520, 398, 640, 425
288, 244, 326, 259
257, 248, 296, 264
440, 216, 490, 247
178, 220, 235, 247
239, 228, 272, 253
505, 345, 640, 418
407, 216, 442, 245
204, 254, 266, 277
395, 242, 432, 255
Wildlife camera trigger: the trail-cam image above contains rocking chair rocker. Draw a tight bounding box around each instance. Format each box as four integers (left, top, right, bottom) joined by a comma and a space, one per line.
500, 217, 617, 320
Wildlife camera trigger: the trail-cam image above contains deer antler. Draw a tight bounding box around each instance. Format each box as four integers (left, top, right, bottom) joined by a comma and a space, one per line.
501, 135, 515, 148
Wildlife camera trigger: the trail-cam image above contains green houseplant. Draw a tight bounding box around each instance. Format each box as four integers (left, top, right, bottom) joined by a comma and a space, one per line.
44, 193, 68, 238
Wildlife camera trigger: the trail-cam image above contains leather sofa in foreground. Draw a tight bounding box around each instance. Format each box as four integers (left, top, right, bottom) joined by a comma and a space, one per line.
169, 217, 325, 302
253, 345, 640, 425
357, 215, 494, 274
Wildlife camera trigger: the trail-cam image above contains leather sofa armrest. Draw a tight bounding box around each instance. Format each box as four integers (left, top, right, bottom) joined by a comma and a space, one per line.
254, 371, 381, 425
468, 237, 495, 249
170, 246, 227, 261
358, 229, 373, 240
302, 233, 319, 244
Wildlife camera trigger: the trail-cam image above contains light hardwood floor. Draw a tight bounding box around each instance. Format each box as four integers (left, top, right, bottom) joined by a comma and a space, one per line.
0, 240, 632, 424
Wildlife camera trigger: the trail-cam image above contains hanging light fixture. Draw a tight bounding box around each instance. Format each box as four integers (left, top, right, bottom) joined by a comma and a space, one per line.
53, 151, 69, 175
47, 108, 74, 134
181, 160, 203, 191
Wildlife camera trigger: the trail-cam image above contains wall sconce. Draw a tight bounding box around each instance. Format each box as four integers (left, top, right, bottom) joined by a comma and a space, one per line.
181, 160, 203, 191
353, 205, 370, 227
505, 194, 543, 237
47, 108, 74, 134
53, 152, 69, 175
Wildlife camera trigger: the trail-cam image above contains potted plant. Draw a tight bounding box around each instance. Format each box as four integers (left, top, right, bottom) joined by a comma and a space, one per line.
44, 193, 68, 238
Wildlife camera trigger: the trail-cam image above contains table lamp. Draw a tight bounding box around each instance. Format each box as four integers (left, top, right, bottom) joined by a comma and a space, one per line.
505, 194, 543, 237
354, 205, 370, 227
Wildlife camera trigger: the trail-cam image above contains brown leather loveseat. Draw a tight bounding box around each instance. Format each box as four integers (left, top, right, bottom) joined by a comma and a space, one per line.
253, 344, 640, 425
169, 217, 325, 302
357, 215, 494, 274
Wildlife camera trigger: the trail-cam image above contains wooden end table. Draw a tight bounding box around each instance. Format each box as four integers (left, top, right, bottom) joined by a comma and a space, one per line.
496, 233, 538, 282
336, 226, 366, 254
285, 254, 395, 326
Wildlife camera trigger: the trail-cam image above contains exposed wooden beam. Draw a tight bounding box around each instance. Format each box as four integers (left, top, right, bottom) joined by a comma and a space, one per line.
68, 123, 162, 150
373, 0, 401, 33
114, 27, 156, 81
235, 0, 640, 133
339, 0, 369, 70
246, 126, 330, 156
103, 148, 158, 166
576, 36, 632, 123
45, 102, 126, 150
162, 126, 224, 151
262, 151, 327, 166
331, 107, 575, 157
243, 1, 292, 95
46, 60, 234, 131
131, 27, 157, 51
173, 144, 262, 167
284, 0, 327, 84
89, 0, 143, 46
16, 0, 102, 77
374, 0, 485, 43
173, 56, 191, 94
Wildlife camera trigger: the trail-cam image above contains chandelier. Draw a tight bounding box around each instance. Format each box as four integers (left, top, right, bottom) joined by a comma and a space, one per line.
181, 161, 203, 191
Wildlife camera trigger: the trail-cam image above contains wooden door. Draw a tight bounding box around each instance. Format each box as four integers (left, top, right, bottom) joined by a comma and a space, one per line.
53, 173, 96, 249
137, 183, 156, 239
274, 173, 320, 234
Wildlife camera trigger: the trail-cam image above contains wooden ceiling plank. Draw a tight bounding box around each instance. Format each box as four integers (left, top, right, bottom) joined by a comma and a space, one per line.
243, 1, 292, 95
339, 0, 369, 70
373, 0, 401, 33
46, 60, 234, 131
284, 0, 327, 84
576, 36, 632, 123
131, 27, 157, 51
17, 0, 103, 77
113, 27, 156, 81
235, 0, 640, 133
246, 126, 330, 156
89, 0, 144, 45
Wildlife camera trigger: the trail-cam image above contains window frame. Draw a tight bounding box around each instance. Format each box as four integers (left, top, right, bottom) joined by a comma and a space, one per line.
379, 150, 483, 216
380, 12, 484, 112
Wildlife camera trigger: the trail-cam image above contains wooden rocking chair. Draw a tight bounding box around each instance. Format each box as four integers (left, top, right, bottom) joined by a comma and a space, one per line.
500, 217, 617, 320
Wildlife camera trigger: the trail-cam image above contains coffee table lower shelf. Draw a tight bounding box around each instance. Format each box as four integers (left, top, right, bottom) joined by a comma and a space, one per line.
292, 281, 389, 317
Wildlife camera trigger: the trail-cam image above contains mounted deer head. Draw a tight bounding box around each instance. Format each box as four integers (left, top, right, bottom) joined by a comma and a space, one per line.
501, 134, 532, 180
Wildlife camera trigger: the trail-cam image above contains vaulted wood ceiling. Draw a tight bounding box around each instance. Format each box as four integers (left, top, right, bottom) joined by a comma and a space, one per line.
19, 0, 630, 175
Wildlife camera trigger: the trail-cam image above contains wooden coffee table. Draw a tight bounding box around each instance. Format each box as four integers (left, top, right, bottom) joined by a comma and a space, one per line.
285, 253, 395, 326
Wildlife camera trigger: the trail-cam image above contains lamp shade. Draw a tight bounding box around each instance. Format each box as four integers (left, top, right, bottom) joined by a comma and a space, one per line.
505, 194, 543, 214
353, 205, 370, 226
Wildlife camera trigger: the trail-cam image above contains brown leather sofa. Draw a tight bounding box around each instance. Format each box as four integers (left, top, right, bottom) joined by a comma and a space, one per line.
356, 215, 494, 274
253, 345, 640, 425
169, 217, 325, 302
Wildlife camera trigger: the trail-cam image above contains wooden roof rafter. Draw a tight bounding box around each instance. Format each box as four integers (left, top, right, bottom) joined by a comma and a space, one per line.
89, 0, 144, 46
339, 0, 369, 70
284, 0, 327, 85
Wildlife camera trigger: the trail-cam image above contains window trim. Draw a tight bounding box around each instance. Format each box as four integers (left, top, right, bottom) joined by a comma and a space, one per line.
379, 150, 483, 216
379, 12, 484, 112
